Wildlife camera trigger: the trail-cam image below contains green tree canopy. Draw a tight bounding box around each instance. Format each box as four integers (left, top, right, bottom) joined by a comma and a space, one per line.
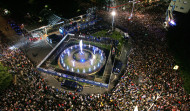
0, 63, 13, 91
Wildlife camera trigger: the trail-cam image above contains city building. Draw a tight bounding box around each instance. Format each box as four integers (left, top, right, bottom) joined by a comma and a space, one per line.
165, 0, 190, 27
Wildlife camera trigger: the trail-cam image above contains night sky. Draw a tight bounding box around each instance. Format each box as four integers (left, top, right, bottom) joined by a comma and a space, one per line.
0, 0, 96, 19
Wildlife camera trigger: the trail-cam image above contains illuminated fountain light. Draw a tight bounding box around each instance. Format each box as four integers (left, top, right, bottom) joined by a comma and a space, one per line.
93, 55, 96, 59
67, 50, 70, 56
83, 69, 85, 73
90, 59, 94, 65
72, 60, 75, 67
61, 58, 64, 63
59, 40, 106, 74
79, 40, 83, 54
97, 63, 100, 67
89, 68, 91, 72
71, 68, 74, 72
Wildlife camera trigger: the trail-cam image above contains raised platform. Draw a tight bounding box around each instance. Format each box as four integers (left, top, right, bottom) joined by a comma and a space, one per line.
37, 34, 112, 88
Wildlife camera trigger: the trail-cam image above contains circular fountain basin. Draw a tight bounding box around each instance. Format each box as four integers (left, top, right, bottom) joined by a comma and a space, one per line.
58, 44, 106, 74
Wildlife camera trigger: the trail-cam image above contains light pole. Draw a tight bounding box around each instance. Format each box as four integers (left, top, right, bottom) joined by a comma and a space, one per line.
111, 10, 116, 31
129, 0, 136, 20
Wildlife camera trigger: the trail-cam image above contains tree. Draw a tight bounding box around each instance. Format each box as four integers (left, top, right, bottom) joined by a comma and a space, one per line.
0, 63, 13, 91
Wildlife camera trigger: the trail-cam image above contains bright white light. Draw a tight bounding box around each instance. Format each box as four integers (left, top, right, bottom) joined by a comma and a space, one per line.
72, 61, 75, 67
90, 59, 93, 65
97, 63, 100, 67
59, 28, 63, 33
111, 11, 116, 16
134, 105, 138, 111
173, 65, 179, 70
79, 40, 83, 53
93, 55, 95, 59
9, 46, 16, 50
89, 68, 91, 72
169, 20, 176, 26
4, 9, 9, 15
71, 68, 74, 72
67, 50, 70, 56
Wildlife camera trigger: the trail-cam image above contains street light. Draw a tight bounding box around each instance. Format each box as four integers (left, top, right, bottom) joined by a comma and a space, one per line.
111, 10, 116, 31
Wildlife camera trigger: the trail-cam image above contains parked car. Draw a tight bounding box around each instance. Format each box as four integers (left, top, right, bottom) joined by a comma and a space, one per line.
61, 80, 83, 92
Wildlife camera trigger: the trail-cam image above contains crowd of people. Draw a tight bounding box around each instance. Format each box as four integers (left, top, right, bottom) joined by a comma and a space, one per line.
98, 1, 189, 110
0, 1, 190, 110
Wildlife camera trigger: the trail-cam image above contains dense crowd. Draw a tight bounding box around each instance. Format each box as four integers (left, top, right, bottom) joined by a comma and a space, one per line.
0, 1, 190, 110
98, 1, 189, 110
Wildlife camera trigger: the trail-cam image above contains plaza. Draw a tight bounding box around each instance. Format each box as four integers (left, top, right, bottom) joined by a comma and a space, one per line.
0, 0, 190, 110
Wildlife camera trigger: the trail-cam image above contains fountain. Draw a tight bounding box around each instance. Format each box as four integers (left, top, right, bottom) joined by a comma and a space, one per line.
79, 40, 83, 54
59, 40, 106, 74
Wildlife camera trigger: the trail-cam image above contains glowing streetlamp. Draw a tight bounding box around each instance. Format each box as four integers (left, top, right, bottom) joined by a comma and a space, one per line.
111, 10, 116, 31
173, 65, 179, 70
